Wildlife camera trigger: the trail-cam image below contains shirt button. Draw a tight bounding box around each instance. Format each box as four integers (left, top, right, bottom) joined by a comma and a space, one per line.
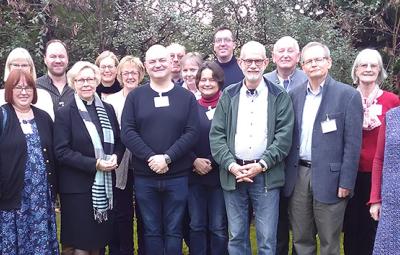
46, 160, 50, 163
43, 148, 47, 152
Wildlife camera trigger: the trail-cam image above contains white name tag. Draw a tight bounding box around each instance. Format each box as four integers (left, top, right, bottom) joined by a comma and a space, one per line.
321, 118, 337, 133
154, 96, 170, 108
20, 122, 33, 134
369, 104, 382, 116
206, 108, 215, 120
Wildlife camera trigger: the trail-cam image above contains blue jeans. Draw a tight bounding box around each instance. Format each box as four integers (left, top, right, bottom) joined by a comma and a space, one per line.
188, 184, 228, 255
223, 174, 279, 255
134, 176, 188, 255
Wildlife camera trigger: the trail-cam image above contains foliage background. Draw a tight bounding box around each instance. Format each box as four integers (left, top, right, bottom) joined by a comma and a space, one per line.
0, 0, 399, 91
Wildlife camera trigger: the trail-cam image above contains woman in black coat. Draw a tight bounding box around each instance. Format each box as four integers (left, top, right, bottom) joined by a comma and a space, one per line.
54, 61, 124, 255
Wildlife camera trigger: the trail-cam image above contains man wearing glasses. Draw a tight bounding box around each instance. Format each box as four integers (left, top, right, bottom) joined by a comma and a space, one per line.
213, 26, 244, 90
210, 41, 294, 255
284, 42, 363, 255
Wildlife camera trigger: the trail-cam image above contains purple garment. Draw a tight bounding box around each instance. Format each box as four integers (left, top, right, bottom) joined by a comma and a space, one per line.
373, 107, 400, 254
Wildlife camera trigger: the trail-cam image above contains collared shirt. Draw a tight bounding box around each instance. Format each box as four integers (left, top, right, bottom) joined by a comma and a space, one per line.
182, 82, 202, 100
299, 81, 325, 160
264, 69, 308, 92
235, 79, 269, 160
36, 74, 74, 112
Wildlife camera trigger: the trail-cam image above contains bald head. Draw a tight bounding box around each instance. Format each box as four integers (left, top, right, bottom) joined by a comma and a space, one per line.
146, 45, 169, 61
240, 41, 267, 59
145, 45, 172, 82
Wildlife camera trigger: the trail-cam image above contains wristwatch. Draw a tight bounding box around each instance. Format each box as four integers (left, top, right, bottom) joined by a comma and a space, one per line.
164, 154, 171, 165
259, 161, 267, 172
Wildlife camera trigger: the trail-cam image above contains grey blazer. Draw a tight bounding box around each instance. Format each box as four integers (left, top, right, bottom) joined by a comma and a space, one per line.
283, 75, 363, 204
264, 68, 308, 92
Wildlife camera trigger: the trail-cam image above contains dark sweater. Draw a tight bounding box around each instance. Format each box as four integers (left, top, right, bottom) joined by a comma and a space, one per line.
96, 80, 122, 97
189, 104, 220, 186
216, 56, 244, 90
121, 84, 199, 179
0, 104, 56, 209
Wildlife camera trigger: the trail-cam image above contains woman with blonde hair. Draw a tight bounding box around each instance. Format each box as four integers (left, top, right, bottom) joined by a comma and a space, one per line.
1, 47, 54, 120
105, 56, 145, 255
54, 61, 124, 255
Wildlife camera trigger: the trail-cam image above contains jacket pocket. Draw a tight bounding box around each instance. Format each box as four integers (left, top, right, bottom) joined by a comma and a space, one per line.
329, 162, 341, 172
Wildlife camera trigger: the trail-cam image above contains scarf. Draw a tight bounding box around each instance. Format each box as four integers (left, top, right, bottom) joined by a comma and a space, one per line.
357, 85, 383, 131
198, 90, 221, 108
74, 93, 114, 222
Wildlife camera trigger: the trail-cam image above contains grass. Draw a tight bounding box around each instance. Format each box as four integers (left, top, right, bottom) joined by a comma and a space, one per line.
56, 213, 344, 255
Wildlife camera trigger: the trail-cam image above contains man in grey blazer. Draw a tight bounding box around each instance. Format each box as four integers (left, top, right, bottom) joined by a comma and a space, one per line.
284, 42, 363, 255
264, 36, 308, 255
264, 36, 307, 93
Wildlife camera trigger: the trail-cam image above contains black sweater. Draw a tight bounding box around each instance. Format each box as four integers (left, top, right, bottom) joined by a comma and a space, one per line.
121, 84, 199, 179
189, 104, 220, 186
0, 104, 56, 210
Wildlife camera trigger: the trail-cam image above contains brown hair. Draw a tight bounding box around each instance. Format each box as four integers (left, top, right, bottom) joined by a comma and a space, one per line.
195, 61, 224, 90
4, 69, 37, 104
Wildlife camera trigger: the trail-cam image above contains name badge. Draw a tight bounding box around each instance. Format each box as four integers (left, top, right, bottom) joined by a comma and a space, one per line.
206, 107, 215, 120
369, 104, 382, 116
321, 115, 337, 133
20, 121, 33, 134
154, 94, 170, 108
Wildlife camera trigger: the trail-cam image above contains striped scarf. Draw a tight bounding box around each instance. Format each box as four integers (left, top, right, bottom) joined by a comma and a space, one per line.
75, 93, 114, 222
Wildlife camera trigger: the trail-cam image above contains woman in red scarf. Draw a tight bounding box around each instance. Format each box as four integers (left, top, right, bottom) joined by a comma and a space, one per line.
188, 61, 227, 255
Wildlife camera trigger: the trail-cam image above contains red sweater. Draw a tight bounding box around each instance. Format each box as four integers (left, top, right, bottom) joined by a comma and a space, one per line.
359, 91, 400, 172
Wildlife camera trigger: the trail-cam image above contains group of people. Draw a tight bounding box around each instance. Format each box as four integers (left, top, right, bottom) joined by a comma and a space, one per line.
0, 26, 398, 255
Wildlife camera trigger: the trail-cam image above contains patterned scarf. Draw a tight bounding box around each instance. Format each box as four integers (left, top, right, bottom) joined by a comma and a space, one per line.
357, 85, 383, 130
74, 93, 114, 222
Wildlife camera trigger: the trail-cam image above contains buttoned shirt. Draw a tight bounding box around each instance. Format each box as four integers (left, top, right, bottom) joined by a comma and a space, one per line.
235, 79, 269, 160
299, 81, 325, 160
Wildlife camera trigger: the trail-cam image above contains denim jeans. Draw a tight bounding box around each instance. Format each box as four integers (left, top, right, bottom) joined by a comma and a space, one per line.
134, 176, 188, 255
223, 174, 279, 255
188, 183, 228, 255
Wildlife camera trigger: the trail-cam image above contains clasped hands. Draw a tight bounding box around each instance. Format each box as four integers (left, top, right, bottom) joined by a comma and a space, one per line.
193, 158, 212, 175
96, 154, 118, 172
148, 154, 169, 174
230, 163, 263, 183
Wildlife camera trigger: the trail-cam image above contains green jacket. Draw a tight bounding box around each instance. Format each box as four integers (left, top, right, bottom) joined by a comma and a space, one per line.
210, 77, 294, 191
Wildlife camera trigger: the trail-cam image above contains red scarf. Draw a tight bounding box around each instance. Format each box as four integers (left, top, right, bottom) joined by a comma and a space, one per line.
198, 91, 221, 108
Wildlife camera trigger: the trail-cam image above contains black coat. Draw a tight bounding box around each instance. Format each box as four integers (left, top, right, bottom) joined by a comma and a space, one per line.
0, 104, 56, 210
54, 99, 124, 194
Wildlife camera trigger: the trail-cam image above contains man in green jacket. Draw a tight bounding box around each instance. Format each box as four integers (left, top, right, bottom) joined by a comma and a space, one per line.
210, 41, 294, 255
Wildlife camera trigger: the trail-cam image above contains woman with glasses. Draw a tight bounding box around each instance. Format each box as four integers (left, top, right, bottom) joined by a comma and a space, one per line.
181, 53, 203, 99
104, 56, 145, 255
54, 61, 125, 255
343, 49, 400, 255
0, 69, 59, 254
95, 51, 121, 100
1, 47, 54, 120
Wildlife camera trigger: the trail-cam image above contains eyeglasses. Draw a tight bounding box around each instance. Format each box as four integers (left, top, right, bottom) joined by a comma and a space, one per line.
302, 57, 328, 66
10, 63, 30, 70
358, 63, 379, 70
241, 59, 265, 67
214, 38, 233, 44
99, 65, 115, 70
122, 71, 139, 77
14, 86, 33, 93
75, 78, 96, 85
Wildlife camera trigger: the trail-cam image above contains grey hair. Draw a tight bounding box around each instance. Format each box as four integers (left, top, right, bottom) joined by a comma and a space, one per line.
351, 49, 387, 85
301, 42, 330, 63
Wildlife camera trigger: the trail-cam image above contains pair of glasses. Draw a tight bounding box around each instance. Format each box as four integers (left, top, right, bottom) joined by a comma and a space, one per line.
358, 63, 379, 70
75, 78, 96, 85
241, 59, 265, 66
214, 38, 233, 44
100, 65, 115, 70
14, 86, 33, 93
10, 63, 30, 69
122, 71, 139, 77
302, 57, 328, 66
